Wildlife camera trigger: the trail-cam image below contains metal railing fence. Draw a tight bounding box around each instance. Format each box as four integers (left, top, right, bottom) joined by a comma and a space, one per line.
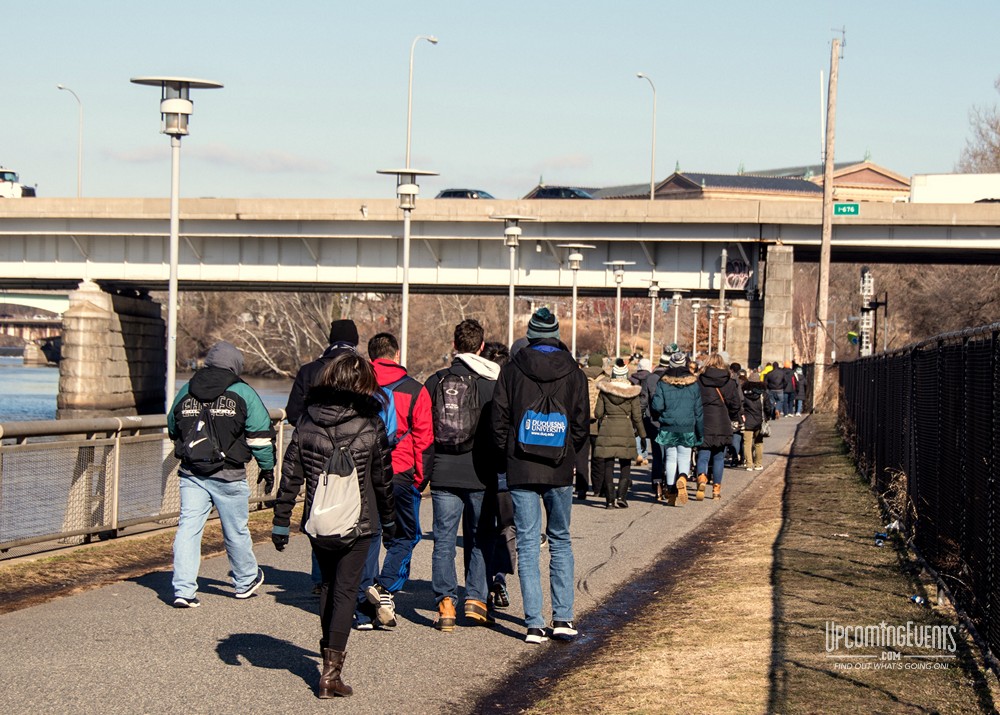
840, 323, 1000, 658
0, 410, 288, 561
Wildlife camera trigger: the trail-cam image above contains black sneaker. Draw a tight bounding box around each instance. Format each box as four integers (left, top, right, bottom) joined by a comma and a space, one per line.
366, 583, 397, 627
235, 568, 265, 599
551, 620, 578, 640
525, 627, 548, 644
490, 581, 510, 609
173, 596, 200, 608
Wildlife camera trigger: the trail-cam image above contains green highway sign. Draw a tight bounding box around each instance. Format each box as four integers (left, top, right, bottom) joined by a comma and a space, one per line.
834, 202, 860, 215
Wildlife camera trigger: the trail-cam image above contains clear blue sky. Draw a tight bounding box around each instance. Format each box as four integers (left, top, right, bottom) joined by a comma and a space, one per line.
7, 1, 1000, 199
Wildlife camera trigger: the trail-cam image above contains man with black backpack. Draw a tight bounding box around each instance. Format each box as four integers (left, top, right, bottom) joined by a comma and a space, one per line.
168, 341, 276, 608
424, 319, 499, 632
492, 308, 589, 644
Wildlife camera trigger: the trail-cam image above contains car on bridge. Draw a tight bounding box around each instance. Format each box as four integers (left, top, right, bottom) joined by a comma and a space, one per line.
435, 188, 496, 199
524, 185, 596, 199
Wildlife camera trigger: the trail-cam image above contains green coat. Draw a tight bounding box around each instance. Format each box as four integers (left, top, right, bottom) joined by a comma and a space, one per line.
593, 380, 645, 459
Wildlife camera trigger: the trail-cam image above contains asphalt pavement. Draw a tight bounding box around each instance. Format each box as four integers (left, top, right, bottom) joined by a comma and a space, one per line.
0, 416, 803, 715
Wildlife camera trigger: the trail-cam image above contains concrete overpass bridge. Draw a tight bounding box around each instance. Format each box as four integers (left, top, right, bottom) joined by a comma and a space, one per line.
1, 197, 997, 417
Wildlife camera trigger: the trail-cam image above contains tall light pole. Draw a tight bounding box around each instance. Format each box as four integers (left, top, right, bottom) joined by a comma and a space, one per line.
131, 76, 222, 409
672, 291, 685, 346
492, 215, 537, 345
691, 298, 702, 357
558, 243, 595, 357
406, 35, 438, 168
707, 305, 715, 354
377, 168, 439, 366
647, 280, 659, 358
56, 84, 83, 198
604, 260, 636, 358
636, 72, 657, 201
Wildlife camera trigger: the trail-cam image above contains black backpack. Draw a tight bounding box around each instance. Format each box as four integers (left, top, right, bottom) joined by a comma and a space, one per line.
432, 370, 481, 453
515, 373, 571, 465
177, 402, 228, 475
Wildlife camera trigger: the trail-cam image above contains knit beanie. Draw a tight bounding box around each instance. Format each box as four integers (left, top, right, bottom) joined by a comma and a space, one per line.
526, 307, 560, 340
328, 319, 359, 346
658, 352, 672, 367
668, 351, 688, 369
638, 358, 651, 371
588, 353, 604, 368
611, 358, 629, 381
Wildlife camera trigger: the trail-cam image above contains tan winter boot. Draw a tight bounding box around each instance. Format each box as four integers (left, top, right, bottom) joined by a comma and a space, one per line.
696, 473, 708, 501
654, 482, 664, 502
675, 475, 688, 505
436, 597, 456, 632
318, 648, 352, 698
713, 483, 722, 500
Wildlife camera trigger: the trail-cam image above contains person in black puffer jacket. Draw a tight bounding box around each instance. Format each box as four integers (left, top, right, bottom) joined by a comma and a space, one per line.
741, 373, 774, 470
272, 352, 395, 699
695, 353, 743, 500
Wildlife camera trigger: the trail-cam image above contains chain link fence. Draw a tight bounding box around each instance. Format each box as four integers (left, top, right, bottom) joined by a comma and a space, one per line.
839, 323, 1000, 659
0, 411, 289, 561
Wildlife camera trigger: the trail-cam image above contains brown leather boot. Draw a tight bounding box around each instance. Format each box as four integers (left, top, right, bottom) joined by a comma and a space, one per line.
713, 483, 721, 500
436, 597, 456, 632
696, 473, 708, 501
666, 485, 677, 507
675, 475, 688, 505
318, 648, 352, 698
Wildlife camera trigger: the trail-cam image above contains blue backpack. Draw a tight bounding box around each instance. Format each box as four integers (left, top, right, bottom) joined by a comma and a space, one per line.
515, 374, 570, 465
379, 387, 399, 447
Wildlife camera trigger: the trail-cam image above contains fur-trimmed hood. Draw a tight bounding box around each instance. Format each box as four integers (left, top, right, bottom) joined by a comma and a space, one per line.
598, 380, 641, 399
660, 373, 698, 387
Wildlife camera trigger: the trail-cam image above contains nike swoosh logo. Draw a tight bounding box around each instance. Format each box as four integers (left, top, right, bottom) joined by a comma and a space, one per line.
188, 438, 209, 448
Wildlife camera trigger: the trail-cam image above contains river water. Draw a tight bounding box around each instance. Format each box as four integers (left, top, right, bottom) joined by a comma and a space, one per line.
0, 357, 293, 422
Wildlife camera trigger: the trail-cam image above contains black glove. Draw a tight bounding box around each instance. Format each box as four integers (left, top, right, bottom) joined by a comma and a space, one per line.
271, 532, 288, 551
257, 469, 275, 494
381, 522, 396, 548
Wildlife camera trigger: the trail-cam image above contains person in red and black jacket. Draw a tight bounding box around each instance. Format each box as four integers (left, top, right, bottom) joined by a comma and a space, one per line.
352, 332, 435, 630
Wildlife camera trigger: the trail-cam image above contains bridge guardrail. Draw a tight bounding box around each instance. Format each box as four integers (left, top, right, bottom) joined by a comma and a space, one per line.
840, 322, 1000, 664
0, 409, 290, 561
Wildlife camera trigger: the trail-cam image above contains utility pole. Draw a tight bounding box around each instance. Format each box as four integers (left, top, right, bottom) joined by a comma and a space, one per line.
813, 35, 841, 400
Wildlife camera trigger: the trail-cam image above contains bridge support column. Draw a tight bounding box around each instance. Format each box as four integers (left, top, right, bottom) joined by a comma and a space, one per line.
725, 298, 764, 369
760, 245, 795, 367
58, 281, 166, 419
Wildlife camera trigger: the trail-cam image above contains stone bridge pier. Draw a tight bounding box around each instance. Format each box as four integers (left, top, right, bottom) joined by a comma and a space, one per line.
57, 281, 165, 419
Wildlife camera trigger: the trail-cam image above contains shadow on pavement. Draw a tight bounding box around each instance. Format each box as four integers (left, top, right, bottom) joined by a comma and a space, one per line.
216, 632, 318, 689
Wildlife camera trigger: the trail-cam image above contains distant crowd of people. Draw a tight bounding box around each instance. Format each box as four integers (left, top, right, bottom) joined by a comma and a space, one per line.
165, 309, 806, 698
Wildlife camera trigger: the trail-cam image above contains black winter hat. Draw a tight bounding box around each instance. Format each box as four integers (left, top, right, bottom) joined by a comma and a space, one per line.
329, 319, 359, 346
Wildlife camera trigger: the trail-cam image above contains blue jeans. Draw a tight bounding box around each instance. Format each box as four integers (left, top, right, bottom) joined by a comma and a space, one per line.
511, 485, 574, 629
431, 488, 488, 605
768, 390, 783, 415
173, 474, 258, 599
696, 446, 727, 485
664, 445, 693, 486
783, 393, 795, 416
378, 482, 423, 592
796, 398, 805, 414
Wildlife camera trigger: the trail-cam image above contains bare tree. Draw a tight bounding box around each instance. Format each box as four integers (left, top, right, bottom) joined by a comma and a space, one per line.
958, 76, 1000, 172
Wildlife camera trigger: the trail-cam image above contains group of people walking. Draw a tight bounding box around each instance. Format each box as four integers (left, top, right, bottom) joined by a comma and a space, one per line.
165, 307, 800, 698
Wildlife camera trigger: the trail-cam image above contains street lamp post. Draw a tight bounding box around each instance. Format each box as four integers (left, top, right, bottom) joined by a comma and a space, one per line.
56, 84, 83, 198
636, 72, 657, 201
707, 305, 715, 354
647, 280, 659, 358
672, 291, 684, 345
406, 35, 438, 168
557, 243, 595, 357
603, 261, 636, 358
492, 215, 537, 346
130, 76, 222, 409
691, 299, 702, 356
377, 168, 439, 366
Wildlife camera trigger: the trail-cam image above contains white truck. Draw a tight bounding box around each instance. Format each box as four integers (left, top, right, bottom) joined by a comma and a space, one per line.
0, 167, 36, 198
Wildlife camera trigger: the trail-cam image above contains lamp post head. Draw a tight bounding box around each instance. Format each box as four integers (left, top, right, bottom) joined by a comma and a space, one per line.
490, 214, 537, 248
130, 76, 223, 137
648, 280, 660, 298
557, 242, 595, 271
426, 35, 439, 44
377, 168, 438, 210
603, 260, 636, 285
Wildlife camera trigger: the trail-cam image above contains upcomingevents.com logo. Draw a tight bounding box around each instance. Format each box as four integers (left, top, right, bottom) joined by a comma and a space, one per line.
824, 621, 958, 670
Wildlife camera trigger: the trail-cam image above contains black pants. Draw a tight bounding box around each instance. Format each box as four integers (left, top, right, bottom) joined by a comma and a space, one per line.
596, 458, 632, 504
574, 437, 592, 497
313, 535, 372, 652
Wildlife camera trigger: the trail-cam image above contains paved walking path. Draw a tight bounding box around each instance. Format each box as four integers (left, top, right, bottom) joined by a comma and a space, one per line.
0, 417, 803, 715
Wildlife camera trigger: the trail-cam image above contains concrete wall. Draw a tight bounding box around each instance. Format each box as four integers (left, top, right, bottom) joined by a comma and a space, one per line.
760, 245, 795, 366
57, 281, 165, 419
